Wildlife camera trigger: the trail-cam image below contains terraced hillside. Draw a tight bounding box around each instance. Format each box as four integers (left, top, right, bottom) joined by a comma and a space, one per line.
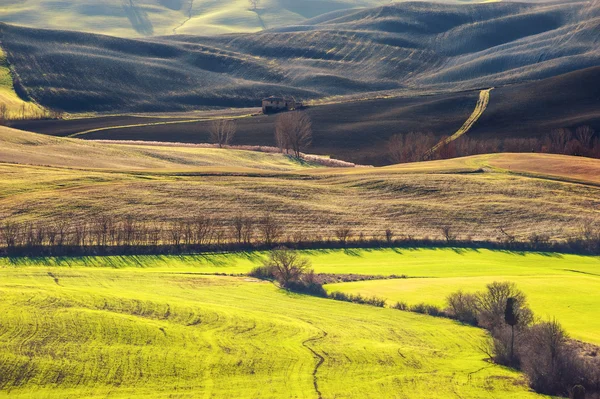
1, 126, 599, 241
1, 0, 598, 112
0, 0, 393, 37
0, 266, 545, 398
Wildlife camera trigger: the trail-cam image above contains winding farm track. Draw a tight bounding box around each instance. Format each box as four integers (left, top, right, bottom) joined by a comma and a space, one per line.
301, 326, 328, 399
425, 88, 493, 158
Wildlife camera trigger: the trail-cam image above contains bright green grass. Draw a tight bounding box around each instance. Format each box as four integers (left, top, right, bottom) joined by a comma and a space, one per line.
3, 248, 599, 345
326, 274, 600, 344
0, 267, 544, 398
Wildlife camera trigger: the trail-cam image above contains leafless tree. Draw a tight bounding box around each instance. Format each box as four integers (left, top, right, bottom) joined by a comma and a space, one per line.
548, 128, 572, 153
232, 214, 244, 244
385, 229, 394, 244
0, 104, 8, 125
388, 134, 404, 163
209, 119, 236, 148
249, 0, 260, 11
262, 247, 311, 287
335, 227, 353, 245
575, 126, 595, 149
259, 213, 282, 246
441, 225, 455, 243
275, 111, 312, 158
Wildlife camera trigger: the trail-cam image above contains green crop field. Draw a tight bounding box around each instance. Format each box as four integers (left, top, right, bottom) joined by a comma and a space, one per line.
0, 263, 548, 398
4, 248, 599, 345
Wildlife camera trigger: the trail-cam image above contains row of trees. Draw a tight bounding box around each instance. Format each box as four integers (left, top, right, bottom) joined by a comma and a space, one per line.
1, 216, 598, 255
208, 111, 314, 159
388, 126, 600, 163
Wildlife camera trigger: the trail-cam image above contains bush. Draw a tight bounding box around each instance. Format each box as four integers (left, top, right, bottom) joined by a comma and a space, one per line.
410, 303, 446, 317
446, 290, 478, 325
329, 291, 386, 307
248, 265, 275, 280
391, 301, 408, 311
520, 320, 583, 396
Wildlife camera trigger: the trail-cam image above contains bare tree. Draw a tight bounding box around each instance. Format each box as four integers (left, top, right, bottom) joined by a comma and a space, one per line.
232, 214, 244, 244
575, 126, 595, 149
275, 111, 312, 158
441, 225, 455, 243
0, 104, 8, 125
259, 213, 282, 246
209, 119, 236, 148
388, 134, 404, 163
262, 247, 311, 288
249, 0, 260, 11
335, 227, 353, 245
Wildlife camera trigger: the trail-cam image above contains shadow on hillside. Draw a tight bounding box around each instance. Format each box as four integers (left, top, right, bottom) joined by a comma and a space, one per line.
123, 0, 154, 36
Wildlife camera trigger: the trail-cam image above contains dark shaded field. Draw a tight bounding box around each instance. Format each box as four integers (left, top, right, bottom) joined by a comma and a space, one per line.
1, 1, 598, 113
468, 66, 600, 140
12, 66, 600, 165
12, 90, 479, 165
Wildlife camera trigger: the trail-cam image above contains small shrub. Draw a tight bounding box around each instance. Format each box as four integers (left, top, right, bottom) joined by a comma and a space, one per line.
248, 265, 275, 280
410, 303, 445, 317
328, 291, 386, 307
392, 301, 408, 311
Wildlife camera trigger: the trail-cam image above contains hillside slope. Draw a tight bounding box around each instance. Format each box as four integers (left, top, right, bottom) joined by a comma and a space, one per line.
1, 128, 598, 241
1, 0, 598, 113
0, 125, 323, 171
0, 0, 391, 37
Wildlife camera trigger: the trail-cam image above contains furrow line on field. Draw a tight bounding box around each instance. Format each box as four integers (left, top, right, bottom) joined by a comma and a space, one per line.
301, 327, 328, 399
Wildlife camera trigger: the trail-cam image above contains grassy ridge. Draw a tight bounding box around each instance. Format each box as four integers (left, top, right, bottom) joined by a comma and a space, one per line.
0, 266, 544, 398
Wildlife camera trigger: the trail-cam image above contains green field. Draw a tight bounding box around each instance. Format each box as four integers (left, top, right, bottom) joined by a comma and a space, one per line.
0, 263, 547, 398
3, 248, 599, 346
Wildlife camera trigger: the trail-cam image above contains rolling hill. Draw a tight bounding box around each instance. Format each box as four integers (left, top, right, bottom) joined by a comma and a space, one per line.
0, 0, 392, 37
1, 0, 598, 113
1, 126, 598, 242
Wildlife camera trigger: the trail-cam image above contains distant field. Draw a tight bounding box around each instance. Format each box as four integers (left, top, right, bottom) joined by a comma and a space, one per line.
0, 264, 549, 398
1, 126, 599, 240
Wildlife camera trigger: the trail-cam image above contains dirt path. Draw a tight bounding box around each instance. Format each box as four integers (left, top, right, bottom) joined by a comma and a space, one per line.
302, 327, 328, 399
425, 88, 493, 158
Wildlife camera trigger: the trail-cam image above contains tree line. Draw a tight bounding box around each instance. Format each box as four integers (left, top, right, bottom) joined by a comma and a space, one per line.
388, 126, 600, 163
1, 215, 598, 256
